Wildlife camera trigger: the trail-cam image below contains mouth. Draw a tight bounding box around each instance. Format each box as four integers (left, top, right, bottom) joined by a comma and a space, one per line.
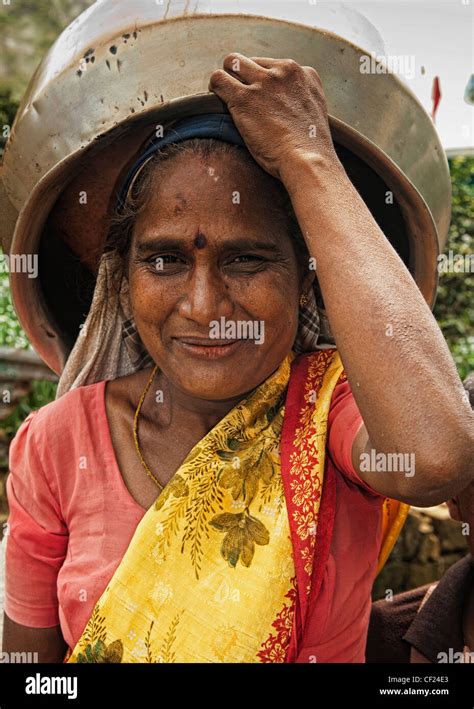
173, 337, 244, 360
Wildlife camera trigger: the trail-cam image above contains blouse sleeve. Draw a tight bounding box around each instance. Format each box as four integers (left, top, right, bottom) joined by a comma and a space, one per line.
326, 377, 383, 498
4, 410, 68, 627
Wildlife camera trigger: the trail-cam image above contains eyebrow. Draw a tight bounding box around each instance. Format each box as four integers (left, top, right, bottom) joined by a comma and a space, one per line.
135, 236, 278, 254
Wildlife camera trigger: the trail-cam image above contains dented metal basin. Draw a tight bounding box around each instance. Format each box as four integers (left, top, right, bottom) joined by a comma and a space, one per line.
0, 0, 451, 374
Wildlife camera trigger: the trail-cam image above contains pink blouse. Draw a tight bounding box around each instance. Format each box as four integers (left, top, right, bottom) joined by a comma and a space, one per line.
4, 375, 383, 661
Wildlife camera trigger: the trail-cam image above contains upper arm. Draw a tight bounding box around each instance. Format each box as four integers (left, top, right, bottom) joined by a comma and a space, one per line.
351, 422, 418, 501
350, 423, 386, 493
2, 613, 68, 663
4, 411, 68, 637
328, 377, 420, 501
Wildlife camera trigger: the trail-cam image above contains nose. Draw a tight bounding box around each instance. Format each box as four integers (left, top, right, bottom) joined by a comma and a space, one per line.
177, 265, 234, 326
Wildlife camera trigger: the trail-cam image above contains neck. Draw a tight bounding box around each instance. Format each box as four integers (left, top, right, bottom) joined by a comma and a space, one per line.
142, 369, 253, 436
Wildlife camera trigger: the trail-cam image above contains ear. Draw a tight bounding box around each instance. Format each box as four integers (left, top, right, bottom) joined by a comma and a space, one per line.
300, 268, 316, 295
446, 497, 461, 522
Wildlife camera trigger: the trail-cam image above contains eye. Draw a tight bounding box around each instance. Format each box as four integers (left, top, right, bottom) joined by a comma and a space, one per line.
146, 254, 187, 273
232, 255, 265, 263
225, 254, 269, 274
228, 255, 270, 268
232, 254, 267, 268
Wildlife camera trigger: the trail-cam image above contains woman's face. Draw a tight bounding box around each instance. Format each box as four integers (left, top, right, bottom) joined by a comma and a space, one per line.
127, 149, 311, 401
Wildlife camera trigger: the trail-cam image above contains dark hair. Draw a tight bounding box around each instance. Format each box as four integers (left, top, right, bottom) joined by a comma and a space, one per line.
107, 137, 310, 271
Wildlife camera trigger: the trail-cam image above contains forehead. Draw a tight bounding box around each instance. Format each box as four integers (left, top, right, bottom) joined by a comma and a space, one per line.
134, 150, 289, 233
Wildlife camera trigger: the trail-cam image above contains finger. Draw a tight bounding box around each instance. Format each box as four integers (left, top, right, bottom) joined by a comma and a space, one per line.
248, 57, 287, 68
250, 57, 310, 78
208, 68, 243, 99
222, 53, 268, 84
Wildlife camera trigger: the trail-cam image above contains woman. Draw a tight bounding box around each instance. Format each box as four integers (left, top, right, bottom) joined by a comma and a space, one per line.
2, 54, 473, 663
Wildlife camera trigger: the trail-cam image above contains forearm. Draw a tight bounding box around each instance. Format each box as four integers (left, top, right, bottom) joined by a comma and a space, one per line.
282, 152, 474, 495
2, 613, 68, 663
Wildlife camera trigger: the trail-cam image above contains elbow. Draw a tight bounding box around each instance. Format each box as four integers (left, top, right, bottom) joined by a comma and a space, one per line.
390, 434, 474, 507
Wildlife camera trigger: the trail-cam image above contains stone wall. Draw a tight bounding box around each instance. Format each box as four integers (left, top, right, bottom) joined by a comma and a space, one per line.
373, 506, 469, 600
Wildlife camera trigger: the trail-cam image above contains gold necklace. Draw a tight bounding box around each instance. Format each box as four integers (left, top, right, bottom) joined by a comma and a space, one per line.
133, 363, 163, 491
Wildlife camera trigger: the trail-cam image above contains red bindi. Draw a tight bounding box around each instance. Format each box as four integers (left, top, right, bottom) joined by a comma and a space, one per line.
193, 233, 207, 249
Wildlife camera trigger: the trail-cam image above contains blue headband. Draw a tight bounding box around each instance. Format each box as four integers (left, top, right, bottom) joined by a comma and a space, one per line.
116, 113, 246, 211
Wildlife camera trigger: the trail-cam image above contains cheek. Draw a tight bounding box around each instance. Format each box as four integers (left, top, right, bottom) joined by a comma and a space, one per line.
244, 268, 300, 314
237, 276, 300, 347
128, 270, 171, 326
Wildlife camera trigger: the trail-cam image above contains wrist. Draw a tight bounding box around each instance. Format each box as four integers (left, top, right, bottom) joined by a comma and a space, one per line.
279, 147, 346, 194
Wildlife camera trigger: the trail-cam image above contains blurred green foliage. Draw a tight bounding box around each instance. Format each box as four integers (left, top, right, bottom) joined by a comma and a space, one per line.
0, 253, 57, 445
0, 382, 57, 466
0, 85, 18, 158
0, 0, 93, 101
433, 156, 474, 381
0, 258, 28, 349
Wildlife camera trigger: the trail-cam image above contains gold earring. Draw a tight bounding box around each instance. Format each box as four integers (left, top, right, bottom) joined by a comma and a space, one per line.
299, 293, 309, 307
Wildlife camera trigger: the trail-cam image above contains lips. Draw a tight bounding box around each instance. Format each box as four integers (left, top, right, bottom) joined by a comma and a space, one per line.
173, 337, 242, 360
177, 337, 238, 346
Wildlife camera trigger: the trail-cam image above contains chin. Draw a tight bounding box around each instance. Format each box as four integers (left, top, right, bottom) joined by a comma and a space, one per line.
157, 343, 286, 400
178, 379, 254, 402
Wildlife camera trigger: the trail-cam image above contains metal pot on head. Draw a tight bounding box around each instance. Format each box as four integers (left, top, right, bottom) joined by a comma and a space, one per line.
0, 0, 450, 375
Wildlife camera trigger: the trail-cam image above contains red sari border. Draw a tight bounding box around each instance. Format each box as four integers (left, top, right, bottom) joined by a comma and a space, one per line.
278, 349, 341, 662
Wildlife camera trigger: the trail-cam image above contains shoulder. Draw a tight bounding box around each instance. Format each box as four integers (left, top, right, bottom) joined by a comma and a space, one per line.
25, 379, 105, 429
289, 348, 346, 398
371, 584, 433, 626
366, 584, 434, 663
9, 380, 106, 459
416, 554, 473, 610
291, 347, 340, 374
296, 352, 386, 498
8, 380, 109, 513
288, 348, 358, 444
437, 553, 474, 587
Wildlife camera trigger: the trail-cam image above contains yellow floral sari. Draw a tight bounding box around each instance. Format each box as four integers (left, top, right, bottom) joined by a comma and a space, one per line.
66, 349, 407, 663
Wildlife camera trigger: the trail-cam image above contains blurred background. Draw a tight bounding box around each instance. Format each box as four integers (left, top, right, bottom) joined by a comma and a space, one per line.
0, 0, 472, 601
